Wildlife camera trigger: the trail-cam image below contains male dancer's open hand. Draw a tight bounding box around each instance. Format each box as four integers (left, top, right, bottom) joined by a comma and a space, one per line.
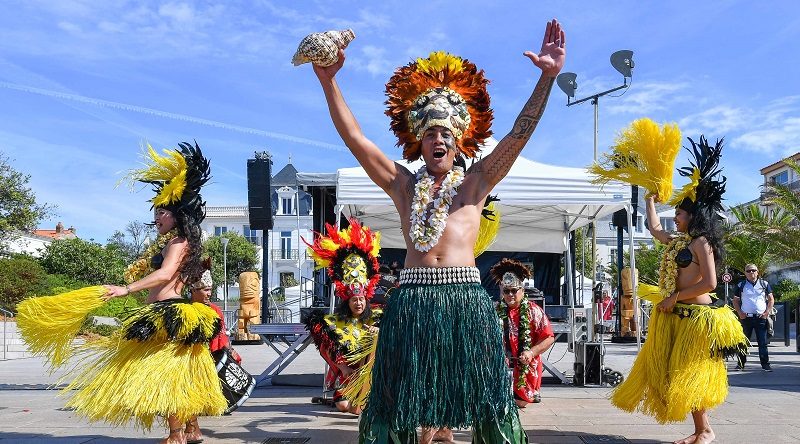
524, 19, 566, 78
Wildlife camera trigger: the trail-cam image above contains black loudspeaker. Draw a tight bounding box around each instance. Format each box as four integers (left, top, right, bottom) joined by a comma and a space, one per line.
247, 157, 273, 230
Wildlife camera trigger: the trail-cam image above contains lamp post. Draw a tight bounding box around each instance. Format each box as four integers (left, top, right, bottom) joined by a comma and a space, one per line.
555, 49, 634, 305
221, 237, 229, 311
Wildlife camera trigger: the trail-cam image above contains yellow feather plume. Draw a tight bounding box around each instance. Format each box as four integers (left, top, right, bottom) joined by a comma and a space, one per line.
416, 51, 464, 75
589, 118, 681, 203
123, 144, 189, 205
668, 168, 700, 207
370, 232, 381, 258
474, 202, 500, 257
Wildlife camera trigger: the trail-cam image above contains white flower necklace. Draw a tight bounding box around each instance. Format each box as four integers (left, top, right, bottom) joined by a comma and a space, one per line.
409, 166, 464, 252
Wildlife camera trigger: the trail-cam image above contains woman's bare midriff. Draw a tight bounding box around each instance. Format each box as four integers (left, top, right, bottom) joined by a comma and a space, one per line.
675, 262, 713, 305
146, 280, 186, 304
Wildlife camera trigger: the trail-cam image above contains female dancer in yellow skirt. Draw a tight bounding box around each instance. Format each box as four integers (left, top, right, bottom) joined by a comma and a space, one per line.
608, 136, 748, 444
17, 142, 227, 444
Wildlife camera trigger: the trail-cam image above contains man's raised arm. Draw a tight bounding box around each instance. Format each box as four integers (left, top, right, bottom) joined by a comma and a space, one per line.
313, 49, 402, 192
468, 19, 565, 195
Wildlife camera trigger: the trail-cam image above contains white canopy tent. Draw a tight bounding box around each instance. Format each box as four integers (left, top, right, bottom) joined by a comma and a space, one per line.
335, 140, 632, 253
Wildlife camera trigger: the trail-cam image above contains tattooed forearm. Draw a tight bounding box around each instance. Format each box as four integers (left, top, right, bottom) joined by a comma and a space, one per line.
510, 76, 554, 140
482, 76, 554, 182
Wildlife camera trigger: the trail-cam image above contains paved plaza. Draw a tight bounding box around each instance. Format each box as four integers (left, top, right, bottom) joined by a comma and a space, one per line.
1, 326, 798, 443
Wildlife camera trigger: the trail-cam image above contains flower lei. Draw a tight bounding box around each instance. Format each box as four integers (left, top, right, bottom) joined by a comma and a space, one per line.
409, 166, 464, 252
123, 229, 178, 284
657, 233, 692, 301
497, 298, 534, 389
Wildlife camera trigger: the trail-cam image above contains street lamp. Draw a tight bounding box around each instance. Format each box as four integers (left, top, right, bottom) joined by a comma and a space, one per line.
221, 237, 229, 311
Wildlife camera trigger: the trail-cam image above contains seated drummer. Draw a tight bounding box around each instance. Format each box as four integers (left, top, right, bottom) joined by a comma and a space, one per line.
304, 219, 382, 415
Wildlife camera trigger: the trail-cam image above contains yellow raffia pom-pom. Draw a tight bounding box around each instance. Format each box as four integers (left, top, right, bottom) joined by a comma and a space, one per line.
589, 118, 681, 203
474, 202, 500, 257
370, 232, 381, 258
16, 286, 107, 370
416, 51, 463, 75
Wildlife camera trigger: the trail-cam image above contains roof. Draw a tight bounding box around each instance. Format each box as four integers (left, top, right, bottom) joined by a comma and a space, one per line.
760, 152, 800, 175
32, 229, 76, 240
272, 163, 299, 186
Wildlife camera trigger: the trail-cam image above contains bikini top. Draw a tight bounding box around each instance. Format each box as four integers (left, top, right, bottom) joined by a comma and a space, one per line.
675, 248, 695, 268
151, 252, 164, 270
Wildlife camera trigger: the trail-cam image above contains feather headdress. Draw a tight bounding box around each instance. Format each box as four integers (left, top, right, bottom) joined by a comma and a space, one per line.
669, 136, 726, 213
124, 141, 211, 223
490, 258, 532, 289
305, 218, 381, 300
588, 118, 682, 203
385, 51, 493, 161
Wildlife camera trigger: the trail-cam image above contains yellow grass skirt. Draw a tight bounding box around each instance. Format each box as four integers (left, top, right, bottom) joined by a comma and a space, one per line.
17, 288, 227, 430
610, 284, 749, 423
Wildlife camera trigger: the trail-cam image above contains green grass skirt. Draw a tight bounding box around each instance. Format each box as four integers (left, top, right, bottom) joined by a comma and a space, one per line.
359, 283, 527, 443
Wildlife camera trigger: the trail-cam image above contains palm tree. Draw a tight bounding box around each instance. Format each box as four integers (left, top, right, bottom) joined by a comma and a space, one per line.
754, 160, 800, 263
724, 204, 790, 277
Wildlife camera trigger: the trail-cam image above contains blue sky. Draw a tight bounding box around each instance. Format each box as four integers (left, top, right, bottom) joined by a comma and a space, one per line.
2, 1, 799, 243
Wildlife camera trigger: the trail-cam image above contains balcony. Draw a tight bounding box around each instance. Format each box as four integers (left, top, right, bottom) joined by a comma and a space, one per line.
760, 179, 800, 203
269, 249, 308, 261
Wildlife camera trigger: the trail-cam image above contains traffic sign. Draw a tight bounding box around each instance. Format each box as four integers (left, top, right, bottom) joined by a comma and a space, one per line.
722, 272, 732, 283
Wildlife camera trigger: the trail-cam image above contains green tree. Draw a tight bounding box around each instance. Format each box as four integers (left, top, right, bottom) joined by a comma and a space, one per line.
773, 279, 800, 314
0, 153, 56, 252
573, 227, 597, 280
744, 160, 800, 263
203, 232, 259, 297
106, 220, 155, 263
605, 241, 664, 290
39, 238, 127, 285
725, 203, 790, 276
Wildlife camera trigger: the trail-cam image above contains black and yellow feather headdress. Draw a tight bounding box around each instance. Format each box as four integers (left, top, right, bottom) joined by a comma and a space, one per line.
669, 136, 726, 213
124, 141, 211, 223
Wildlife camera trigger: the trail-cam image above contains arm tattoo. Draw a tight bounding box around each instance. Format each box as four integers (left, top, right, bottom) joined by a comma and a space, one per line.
484, 76, 554, 182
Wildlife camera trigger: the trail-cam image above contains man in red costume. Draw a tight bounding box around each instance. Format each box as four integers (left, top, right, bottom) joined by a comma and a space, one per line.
492, 259, 555, 406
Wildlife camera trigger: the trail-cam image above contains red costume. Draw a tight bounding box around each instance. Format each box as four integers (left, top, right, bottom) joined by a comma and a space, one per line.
207, 303, 230, 353
501, 300, 554, 403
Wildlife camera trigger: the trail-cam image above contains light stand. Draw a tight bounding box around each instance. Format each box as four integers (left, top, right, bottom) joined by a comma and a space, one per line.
556, 49, 634, 388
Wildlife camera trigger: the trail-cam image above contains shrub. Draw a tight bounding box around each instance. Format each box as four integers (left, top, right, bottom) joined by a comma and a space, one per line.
0, 255, 48, 312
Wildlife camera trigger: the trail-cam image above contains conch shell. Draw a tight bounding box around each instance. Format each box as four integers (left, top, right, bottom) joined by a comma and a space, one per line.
292, 29, 355, 67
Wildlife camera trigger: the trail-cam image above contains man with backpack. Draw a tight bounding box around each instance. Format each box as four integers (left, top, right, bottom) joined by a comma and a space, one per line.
733, 264, 774, 371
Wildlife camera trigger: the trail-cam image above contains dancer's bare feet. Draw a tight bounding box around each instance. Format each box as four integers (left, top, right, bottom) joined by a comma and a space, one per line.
421, 427, 454, 443
673, 428, 715, 444
184, 417, 204, 443
159, 428, 186, 444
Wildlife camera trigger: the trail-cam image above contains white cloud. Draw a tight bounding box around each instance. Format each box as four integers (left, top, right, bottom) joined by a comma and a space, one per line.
605, 81, 690, 115
57, 21, 82, 34
678, 106, 749, 134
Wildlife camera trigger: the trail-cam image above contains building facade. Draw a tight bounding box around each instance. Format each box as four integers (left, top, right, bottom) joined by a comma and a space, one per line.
199, 163, 314, 294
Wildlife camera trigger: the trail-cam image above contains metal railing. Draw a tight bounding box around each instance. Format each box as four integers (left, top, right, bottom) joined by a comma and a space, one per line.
264, 276, 324, 323
1, 307, 14, 361
269, 249, 309, 261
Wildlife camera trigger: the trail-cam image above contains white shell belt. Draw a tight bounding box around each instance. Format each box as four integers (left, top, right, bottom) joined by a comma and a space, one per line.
399, 266, 481, 285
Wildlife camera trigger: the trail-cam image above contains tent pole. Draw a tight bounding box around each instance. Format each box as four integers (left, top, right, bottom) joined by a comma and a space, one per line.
627, 203, 640, 350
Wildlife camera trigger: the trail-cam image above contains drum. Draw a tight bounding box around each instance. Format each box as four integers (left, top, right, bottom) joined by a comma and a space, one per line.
212, 348, 256, 414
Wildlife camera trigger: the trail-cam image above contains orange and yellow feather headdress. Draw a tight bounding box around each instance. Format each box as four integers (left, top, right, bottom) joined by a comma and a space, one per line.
305, 218, 381, 301
385, 51, 493, 161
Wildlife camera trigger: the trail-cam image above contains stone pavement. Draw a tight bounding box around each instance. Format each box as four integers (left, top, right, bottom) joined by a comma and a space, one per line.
1, 328, 798, 443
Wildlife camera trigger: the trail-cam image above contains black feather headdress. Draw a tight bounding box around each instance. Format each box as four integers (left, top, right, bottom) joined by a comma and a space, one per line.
669, 136, 726, 213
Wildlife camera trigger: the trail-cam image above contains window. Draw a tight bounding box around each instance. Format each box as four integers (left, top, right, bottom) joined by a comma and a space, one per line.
770, 170, 789, 185
280, 231, 292, 259
214, 226, 227, 236
243, 225, 260, 245
282, 197, 293, 215
609, 249, 618, 262
659, 217, 675, 232
635, 215, 643, 232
